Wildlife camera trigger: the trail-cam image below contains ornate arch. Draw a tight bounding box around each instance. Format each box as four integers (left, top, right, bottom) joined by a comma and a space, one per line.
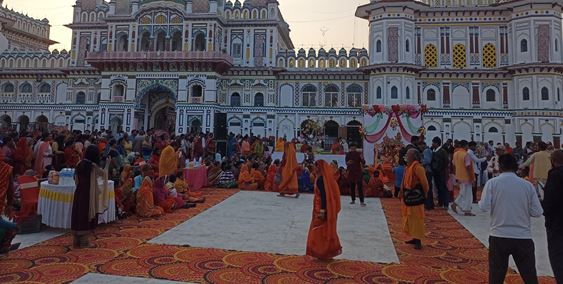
135, 84, 177, 108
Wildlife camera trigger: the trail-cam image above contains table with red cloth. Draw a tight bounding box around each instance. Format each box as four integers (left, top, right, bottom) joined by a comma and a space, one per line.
183, 167, 208, 191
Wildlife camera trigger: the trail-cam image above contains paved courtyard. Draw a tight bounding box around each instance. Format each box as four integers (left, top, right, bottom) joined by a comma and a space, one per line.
1, 189, 556, 283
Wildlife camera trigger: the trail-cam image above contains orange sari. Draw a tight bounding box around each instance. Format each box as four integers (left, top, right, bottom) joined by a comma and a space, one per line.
306, 160, 342, 260
401, 161, 429, 240
136, 177, 164, 217
159, 145, 177, 177
251, 169, 265, 189
264, 164, 278, 192
279, 143, 299, 195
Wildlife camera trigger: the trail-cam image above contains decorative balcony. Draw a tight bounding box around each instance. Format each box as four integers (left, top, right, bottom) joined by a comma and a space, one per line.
86, 51, 234, 73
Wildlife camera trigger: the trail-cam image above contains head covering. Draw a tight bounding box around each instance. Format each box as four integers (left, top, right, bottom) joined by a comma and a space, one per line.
159, 145, 178, 177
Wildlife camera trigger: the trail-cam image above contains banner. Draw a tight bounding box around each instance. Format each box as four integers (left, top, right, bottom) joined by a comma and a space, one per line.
362, 105, 427, 165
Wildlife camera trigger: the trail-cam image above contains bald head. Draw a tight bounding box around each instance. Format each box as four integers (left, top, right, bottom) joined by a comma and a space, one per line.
406, 148, 421, 164
551, 150, 563, 167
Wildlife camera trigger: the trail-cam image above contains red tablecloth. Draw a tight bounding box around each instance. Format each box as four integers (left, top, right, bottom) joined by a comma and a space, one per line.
183, 167, 208, 191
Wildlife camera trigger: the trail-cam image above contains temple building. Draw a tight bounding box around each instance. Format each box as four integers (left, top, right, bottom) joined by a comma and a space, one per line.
0, 0, 561, 147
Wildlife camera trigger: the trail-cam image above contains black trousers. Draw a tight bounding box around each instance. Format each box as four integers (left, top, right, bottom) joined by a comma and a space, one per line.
489, 236, 538, 284
350, 182, 364, 203
433, 172, 449, 208
547, 229, 563, 283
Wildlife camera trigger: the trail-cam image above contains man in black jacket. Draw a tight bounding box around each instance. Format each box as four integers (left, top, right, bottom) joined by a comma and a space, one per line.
399, 136, 420, 166
543, 149, 563, 282
431, 137, 450, 209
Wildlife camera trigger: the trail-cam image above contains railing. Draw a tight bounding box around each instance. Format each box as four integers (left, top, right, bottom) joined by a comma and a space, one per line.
86, 51, 233, 63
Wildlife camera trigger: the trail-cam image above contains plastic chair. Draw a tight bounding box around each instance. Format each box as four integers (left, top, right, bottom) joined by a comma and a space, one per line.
17, 176, 39, 219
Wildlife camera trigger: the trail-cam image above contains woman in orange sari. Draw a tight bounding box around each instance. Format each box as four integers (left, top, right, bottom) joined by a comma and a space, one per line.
306, 160, 342, 260
159, 145, 177, 177
401, 149, 429, 250
136, 165, 164, 218
278, 142, 299, 197
238, 163, 258, 190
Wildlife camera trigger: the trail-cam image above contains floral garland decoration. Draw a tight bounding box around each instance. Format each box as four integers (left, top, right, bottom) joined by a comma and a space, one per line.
362, 104, 429, 117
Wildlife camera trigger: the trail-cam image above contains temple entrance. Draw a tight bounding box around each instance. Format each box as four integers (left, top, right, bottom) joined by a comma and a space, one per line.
135, 85, 177, 132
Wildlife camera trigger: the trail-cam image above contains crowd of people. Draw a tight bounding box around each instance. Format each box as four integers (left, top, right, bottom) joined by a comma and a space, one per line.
0, 127, 561, 283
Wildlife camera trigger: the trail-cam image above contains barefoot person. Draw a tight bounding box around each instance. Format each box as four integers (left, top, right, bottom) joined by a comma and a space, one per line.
401, 149, 429, 250
306, 160, 342, 260
451, 140, 475, 216
71, 145, 111, 249
279, 142, 299, 198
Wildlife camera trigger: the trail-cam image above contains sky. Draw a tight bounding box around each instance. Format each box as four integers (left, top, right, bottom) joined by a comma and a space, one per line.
3, 0, 370, 51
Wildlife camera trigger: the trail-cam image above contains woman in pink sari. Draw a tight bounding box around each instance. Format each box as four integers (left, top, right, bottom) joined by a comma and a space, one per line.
34, 134, 53, 178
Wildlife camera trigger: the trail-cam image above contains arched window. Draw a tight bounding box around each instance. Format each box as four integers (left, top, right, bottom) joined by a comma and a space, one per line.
3, 83, 14, 93
231, 93, 241, 107
486, 89, 496, 102
488, 127, 499, 133
155, 31, 166, 51
482, 43, 497, 68
112, 84, 125, 101
20, 83, 32, 93
347, 84, 363, 107
192, 85, 203, 98
558, 88, 561, 102
453, 44, 467, 69
376, 40, 382, 53
39, 83, 51, 93
171, 31, 182, 51
520, 39, 528, 52
427, 125, 437, 131
424, 44, 438, 68
324, 85, 339, 107
302, 85, 317, 107
116, 33, 128, 52
406, 86, 411, 100
194, 32, 206, 51
427, 89, 436, 101
405, 39, 410, 53
376, 86, 382, 99
541, 87, 549, 100
140, 31, 150, 51
76, 92, 86, 104
556, 39, 559, 52
254, 93, 264, 107
522, 87, 530, 101
391, 86, 398, 99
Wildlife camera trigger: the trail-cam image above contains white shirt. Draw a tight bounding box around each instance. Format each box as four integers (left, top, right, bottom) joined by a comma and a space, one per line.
478, 172, 543, 239
468, 149, 486, 175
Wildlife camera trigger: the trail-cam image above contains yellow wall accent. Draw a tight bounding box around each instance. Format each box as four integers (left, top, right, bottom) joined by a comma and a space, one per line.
424, 44, 438, 68
482, 43, 497, 68
453, 44, 466, 69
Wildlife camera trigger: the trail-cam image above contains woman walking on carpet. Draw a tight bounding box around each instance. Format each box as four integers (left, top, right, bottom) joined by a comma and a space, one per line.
306, 160, 342, 260
278, 142, 299, 198
71, 145, 111, 249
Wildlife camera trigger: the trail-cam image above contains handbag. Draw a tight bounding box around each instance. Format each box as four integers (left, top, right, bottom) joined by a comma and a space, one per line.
403, 185, 425, 207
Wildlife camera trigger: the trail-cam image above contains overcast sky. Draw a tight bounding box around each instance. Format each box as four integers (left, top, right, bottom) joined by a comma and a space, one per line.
3, 0, 370, 51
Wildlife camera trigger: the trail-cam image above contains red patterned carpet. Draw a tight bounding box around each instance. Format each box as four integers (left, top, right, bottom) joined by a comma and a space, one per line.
0, 190, 556, 284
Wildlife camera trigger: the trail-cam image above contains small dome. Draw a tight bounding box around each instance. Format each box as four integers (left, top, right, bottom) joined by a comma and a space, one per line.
359, 48, 368, 57
234, 0, 242, 8
307, 48, 316, 58
41, 18, 49, 23
349, 48, 358, 57
52, 49, 59, 54
297, 48, 306, 57
60, 49, 68, 54
338, 48, 347, 57
318, 48, 327, 57
328, 48, 337, 56
226, 0, 233, 8
287, 49, 296, 57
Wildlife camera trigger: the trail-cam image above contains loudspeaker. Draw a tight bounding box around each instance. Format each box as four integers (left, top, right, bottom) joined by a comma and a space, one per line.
214, 113, 228, 140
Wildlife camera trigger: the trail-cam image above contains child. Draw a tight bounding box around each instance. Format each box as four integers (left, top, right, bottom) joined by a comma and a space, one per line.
264, 160, 279, 192
217, 162, 237, 188
392, 162, 405, 198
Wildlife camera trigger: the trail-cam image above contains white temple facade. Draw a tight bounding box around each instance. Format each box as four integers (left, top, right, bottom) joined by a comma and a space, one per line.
0, 0, 561, 147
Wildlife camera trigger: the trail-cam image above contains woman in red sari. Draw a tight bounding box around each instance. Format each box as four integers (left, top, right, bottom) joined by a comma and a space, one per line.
278, 143, 299, 197
13, 137, 32, 175
306, 160, 342, 260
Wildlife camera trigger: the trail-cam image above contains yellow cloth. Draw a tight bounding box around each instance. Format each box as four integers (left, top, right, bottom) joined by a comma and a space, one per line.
453, 149, 472, 183
401, 161, 429, 240
159, 146, 178, 177
40, 186, 115, 203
